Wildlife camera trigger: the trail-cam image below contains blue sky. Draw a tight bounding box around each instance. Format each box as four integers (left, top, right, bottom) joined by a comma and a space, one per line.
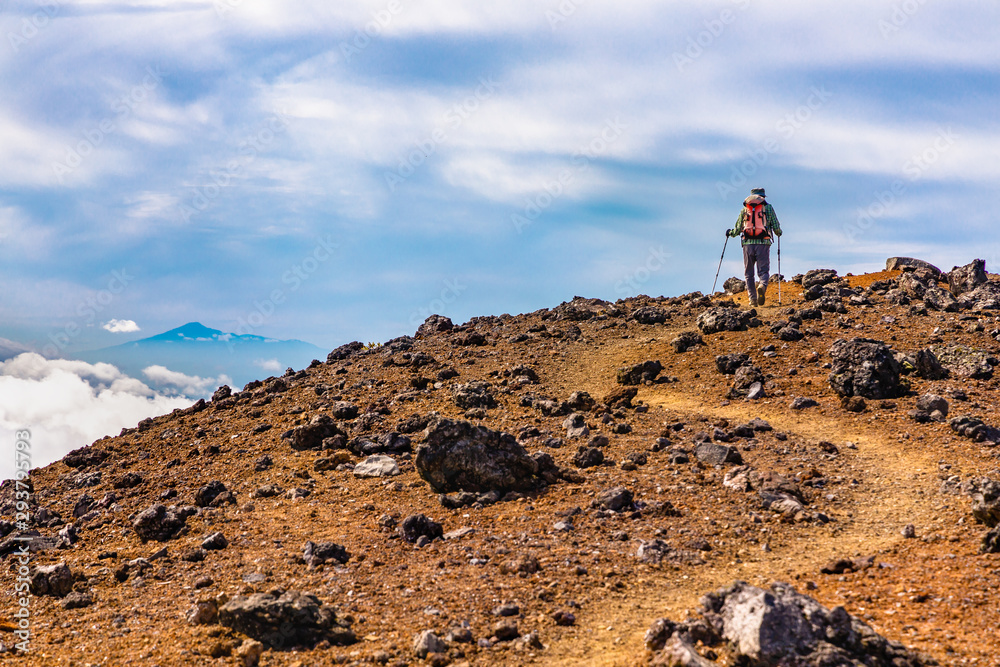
1, 0, 998, 354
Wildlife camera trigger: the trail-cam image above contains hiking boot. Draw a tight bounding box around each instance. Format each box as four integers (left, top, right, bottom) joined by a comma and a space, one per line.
757, 285, 766, 306
748, 293, 758, 307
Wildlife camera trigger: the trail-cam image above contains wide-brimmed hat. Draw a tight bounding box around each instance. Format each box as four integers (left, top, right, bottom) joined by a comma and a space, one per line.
750, 187, 765, 196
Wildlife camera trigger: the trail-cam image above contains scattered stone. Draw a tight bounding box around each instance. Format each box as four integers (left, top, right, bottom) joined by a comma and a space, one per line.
696, 307, 754, 335
841, 396, 867, 413
416, 419, 542, 493
413, 630, 447, 659
791, 396, 818, 410
327, 341, 365, 362
948, 259, 987, 296
562, 413, 590, 439
693, 443, 743, 466
930, 343, 995, 379
132, 504, 192, 542
723, 277, 746, 294
950, 416, 1000, 446
971, 480, 1000, 527
617, 360, 662, 385
500, 554, 540, 576
632, 306, 668, 325
636, 540, 703, 566
552, 610, 576, 626
492, 621, 520, 642
62, 446, 110, 469
187, 599, 219, 625
886, 257, 942, 278
603, 386, 639, 410
353, 455, 401, 478
592, 486, 635, 512
315, 452, 353, 471
745, 382, 765, 400
727, 365, 765, 399
671, 331, 704, 353
282, 415, 346, 451
828, 338, 903, 399
452, 381, 497, 409
400, 514, 443, 543
417, 315, 453, 337
218, 591, 356, 648
331, 401, 359, 420
916, 394, 949, 417
202, 532, 229, 551
715, 354, 750, 375
572, 446, 604, 468
901, 524, 916, 539
235, 639, 265, 667
29, 562, 74, 597
982, 526, 1000, 554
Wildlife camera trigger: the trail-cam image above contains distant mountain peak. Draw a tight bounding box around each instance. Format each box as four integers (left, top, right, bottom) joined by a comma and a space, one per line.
145, 322, 225, 343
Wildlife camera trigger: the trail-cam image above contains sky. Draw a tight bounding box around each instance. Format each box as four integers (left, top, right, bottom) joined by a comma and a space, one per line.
1, 1, 998, 477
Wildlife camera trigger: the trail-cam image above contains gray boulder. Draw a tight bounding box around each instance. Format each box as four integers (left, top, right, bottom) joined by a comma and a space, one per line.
671, 331, 704, 353
930, 344, 994, 379
562, 413, 590, 439
416, 419, 541, 493
452, 381, 497, 409
971, 480, 1000, 527
715, 353, 750, 375
958, 281, 1000, 311
886, 257, 942, 279
696, 307, 753, 335
282, 415, 346, 451
132, 504, 192, 542
303, 541, 350, 568
923, 286, 960, 312
327, 341, 365, 362
723, 277, 746, 295
632, 306, 668, 325
916, 394, 948, 417
801, 269, 838, 288
948, 259, 987, 296
416, 314, 453, 337
353, 455, 401, 478
913, 348, 948, 380
218, 591, 356, 648
695, 580, 934, 666
694, 442, 743, 466
29, 562, 74, 597
727, 365, 765, 399
828, 338, 902, 399
413, 630, 447, 658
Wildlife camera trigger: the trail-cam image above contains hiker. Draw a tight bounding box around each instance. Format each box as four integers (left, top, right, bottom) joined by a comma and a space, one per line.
727, 187, 782, 306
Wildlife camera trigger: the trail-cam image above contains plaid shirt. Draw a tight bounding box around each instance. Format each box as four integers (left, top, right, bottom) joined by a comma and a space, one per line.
729, 202, 782, 245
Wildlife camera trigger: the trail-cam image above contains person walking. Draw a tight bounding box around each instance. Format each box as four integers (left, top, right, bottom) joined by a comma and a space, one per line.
727, 187, 782, 306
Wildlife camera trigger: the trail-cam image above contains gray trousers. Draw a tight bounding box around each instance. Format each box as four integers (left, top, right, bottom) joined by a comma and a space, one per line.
743, 243, 770, 299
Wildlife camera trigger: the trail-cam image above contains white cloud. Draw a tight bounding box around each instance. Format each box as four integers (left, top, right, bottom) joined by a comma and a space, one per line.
103, 319, 141, 333
0, 353, 192, 481
255, 358, 282, 372
141, 365, 231, 397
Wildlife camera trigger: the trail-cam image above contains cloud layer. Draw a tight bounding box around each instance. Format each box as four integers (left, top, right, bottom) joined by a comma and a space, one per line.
0, 354, 195, 481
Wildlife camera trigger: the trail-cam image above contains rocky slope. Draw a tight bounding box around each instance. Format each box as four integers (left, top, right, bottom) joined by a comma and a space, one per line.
4, 258, 1000, 666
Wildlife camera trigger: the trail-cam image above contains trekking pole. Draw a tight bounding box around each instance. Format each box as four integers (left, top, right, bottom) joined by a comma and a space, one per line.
711, 233, 730, 294
777, 234, 782, 305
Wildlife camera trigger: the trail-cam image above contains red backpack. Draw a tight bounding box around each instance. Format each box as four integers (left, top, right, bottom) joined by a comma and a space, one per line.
743, 194, 769, 239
